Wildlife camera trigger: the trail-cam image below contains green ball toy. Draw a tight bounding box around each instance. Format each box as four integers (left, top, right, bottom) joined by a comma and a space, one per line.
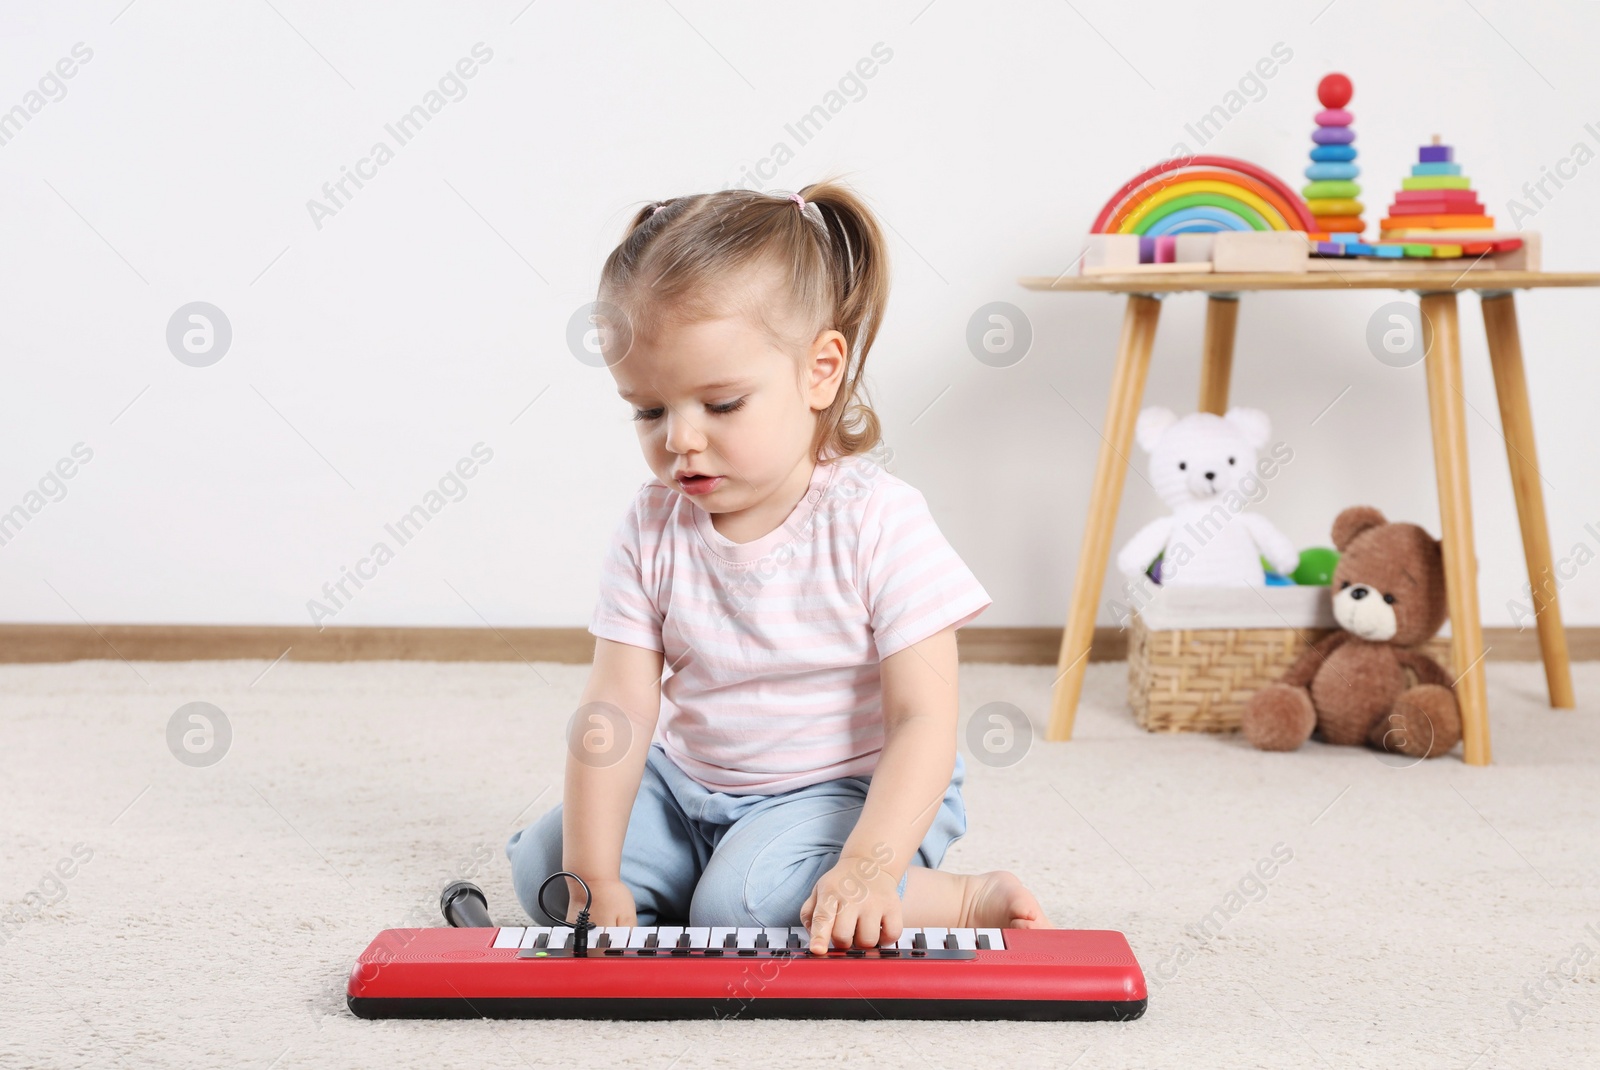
1292, 547, 1340, 586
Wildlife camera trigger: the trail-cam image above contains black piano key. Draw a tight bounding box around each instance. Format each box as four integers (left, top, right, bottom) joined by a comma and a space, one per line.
976, 933, 992, 950
754, 933, 769, 949
563, 933, 574, 949
534, 933, 551, 949
594, 932, 611, 949
944, 933, 960, 951
786, 932, 801, 949
912, 932, 927, 950
641, 932, 659, 954
672, 933, 691, 956
723, 933, 738, 949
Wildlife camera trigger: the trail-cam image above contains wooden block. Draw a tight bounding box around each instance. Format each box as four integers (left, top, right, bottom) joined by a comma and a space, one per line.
1402, 175, 1473, 190
1304, 180, 1361, 200
1081, 234, 1141, 273
1310, 215, 1365, 232
1377, 214, 1495, 230
1081, 262, 1215, 275
1380, 229, 1527, 241
1154, 235, 1177, 263
1388, 201, 1485, 216
1306, 198, 1365, 216
1411, 162, 1463, 176
1212, 230, 1309, 273
1419, 144, 1454, 163
1305, 162, 1359, 181
1388, 236, 1525, 257
1172, 233, 1216, 264
1396, 189, 1480, 204
1492, 231, 1541, 271
1311, 144, 1357, 162
1305, 256, 1499, 273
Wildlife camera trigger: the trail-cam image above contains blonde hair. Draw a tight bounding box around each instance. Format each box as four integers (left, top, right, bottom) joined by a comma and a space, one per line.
597, 178, 890, 464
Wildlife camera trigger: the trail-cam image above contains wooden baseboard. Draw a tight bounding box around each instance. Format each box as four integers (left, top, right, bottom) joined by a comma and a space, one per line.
0, 623, 1590, 665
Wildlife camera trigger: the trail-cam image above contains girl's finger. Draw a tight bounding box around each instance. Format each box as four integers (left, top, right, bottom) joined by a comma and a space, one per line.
808, 897, 837, 955
831, 902, 858, 950
877, 896, 902, 945
855, 910, 882, 950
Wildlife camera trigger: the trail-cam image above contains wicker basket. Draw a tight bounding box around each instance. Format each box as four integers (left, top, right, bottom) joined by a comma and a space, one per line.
1126, 586, 1452, 733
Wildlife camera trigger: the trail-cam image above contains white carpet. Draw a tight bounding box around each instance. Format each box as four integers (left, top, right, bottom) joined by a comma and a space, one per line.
3, 657, 1598, 1069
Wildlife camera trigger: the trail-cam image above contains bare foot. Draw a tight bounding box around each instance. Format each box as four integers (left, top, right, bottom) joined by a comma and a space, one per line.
957, 870, 1051, 929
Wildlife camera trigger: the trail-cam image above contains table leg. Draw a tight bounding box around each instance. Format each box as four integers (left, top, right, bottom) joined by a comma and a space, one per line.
1419, 292, 1491, 765
1480, 292, 1575, 709
1197, 294, 1239, 414
1048, 294, 1162, 742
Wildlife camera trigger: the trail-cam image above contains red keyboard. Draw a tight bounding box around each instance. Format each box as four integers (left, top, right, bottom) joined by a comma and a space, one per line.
346, 925, 1147, 1020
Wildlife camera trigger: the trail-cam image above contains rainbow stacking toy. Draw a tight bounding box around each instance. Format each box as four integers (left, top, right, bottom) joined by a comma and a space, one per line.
1379, 136, 1496, 236
1303, 73, 1362, 236
1089, 155, 1315, 238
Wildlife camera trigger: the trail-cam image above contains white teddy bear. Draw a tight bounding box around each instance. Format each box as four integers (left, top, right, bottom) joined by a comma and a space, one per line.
1116, 406, 1299, 587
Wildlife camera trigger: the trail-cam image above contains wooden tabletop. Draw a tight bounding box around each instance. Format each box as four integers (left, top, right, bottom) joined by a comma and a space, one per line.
1018, 270, 1600, 294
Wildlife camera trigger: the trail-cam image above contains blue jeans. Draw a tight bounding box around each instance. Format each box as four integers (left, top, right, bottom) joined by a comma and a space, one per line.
505, 743, 967, 926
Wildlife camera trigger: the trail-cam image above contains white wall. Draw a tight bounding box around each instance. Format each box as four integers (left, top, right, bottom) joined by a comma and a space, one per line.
2, 0, 1598, 630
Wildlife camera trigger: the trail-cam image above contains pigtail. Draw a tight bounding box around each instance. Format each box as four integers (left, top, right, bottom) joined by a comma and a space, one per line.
798, 179, 889, 462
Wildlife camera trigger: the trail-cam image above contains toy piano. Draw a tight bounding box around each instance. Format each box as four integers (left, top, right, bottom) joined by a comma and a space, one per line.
347, 879, 1147, 1021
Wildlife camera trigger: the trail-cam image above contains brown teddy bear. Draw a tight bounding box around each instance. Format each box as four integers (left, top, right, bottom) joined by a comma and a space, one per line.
1241, 505, 1462, 758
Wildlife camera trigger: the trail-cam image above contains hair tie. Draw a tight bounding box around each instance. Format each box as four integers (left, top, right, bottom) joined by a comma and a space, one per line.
649, 202, 668, 216
788, 192, 806, 211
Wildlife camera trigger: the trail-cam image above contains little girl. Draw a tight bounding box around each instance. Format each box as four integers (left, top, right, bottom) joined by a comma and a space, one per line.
506, 180, 1049, 952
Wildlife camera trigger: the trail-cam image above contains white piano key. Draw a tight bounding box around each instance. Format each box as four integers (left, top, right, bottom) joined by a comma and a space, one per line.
685, 926, 711, 949
709, 926, 738, 949
599, 926, 631, 948
975, 927, 1006, 950
657, 926, 685, 949
628, 927, 654, 948
761, 927, 788, 949
923, 927, 948, 950
551, 926, 575, 949
896, 928, 918, 950
950, 927, 977, 950
493, 927, 525, 949
735, 927, 763, 949
520, 926, 552, 950
789, 926, 812, 949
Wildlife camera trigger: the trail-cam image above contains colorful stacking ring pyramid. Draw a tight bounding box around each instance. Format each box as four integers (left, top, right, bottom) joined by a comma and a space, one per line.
1379, 137, 1495, 236
1303, 73, 1362, 235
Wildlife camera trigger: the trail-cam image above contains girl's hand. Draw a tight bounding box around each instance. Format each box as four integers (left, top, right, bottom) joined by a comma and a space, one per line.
569, 876, 638, 927
800, 851, 902, 954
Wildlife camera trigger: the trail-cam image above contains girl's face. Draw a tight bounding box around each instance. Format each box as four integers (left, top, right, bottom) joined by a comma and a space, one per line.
610, 311, 846, 529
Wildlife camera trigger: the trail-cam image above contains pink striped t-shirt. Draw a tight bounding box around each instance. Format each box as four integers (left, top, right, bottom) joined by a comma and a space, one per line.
588, 454, 992, 794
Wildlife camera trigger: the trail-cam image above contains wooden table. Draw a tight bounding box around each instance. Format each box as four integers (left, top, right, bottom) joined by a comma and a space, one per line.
1019, 270, 1600, 766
